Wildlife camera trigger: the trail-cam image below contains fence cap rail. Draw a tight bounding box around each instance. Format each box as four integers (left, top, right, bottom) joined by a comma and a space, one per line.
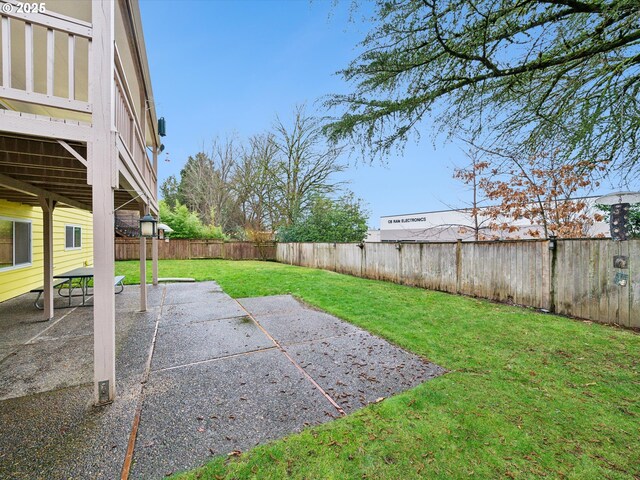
281, 237, 618, 245
114, 239, 277, 261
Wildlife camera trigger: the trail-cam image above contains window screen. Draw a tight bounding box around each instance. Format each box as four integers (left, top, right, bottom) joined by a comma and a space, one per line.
65, 225, 82, 249
65, 226, 74, 248
74, 226, 82, 248
14, 221, 31, 265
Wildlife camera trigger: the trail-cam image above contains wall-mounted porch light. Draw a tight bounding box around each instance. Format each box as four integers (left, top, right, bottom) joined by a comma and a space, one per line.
139, 213, 158, 238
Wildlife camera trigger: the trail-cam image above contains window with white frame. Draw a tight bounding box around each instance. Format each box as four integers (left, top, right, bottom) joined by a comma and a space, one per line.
0, 218, 32, 270
65, 225, 82, 250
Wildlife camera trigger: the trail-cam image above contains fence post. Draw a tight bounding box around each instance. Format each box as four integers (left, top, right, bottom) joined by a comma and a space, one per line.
397, 243, 403, 284
548, 238, 557, 313
333, 243, 337, 272
456, 239, 462, 294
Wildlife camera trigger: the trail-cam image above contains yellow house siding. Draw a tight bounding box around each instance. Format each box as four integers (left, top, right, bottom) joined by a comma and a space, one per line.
52, 207, 94, 275
0, 200, 94, 303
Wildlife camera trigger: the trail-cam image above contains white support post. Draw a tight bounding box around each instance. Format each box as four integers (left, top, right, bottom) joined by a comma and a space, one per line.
152, 146, 159, 286
90, 0, 117, 405
39, 197, 56, 321
92, 144, 116, 405
139, 206, 148, 312
152, 236, 158, 285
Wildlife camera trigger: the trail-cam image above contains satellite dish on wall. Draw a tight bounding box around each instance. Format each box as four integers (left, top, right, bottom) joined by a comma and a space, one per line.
594, 191, 640, 205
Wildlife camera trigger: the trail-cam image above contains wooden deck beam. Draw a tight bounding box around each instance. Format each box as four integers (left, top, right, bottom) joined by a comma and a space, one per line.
0, 110, 90, 142
0, 172, 90, 210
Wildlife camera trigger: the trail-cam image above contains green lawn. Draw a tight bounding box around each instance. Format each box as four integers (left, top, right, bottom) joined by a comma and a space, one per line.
116, 259, 640, 479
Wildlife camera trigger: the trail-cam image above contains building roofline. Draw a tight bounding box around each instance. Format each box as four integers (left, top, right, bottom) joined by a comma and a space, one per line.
380, 195, 604, 218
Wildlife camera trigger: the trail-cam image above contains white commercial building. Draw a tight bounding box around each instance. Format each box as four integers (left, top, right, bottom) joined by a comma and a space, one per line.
379, 197, 609, 242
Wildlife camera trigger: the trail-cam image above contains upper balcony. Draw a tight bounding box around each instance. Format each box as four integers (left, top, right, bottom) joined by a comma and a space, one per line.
0, 0, 159, 210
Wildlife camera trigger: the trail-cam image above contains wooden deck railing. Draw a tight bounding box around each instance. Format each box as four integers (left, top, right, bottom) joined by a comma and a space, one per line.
114, 46, 157, 196
0, 1, 92, 113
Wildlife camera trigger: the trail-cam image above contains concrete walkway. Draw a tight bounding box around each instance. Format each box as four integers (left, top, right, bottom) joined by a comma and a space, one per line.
0, 282, 444, 479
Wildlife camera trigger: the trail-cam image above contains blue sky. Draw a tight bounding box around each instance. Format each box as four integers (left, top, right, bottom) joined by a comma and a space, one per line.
139, 0, 624, 228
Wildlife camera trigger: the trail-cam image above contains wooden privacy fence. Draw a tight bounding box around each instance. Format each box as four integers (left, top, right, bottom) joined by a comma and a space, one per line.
277, 239, 640, 328
115, 238, 276, 261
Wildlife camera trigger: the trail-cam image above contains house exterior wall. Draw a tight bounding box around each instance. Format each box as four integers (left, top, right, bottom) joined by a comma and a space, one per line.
0, 199, 93, 302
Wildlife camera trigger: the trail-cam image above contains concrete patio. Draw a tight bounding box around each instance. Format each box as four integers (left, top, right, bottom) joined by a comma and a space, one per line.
0, 282, 444, 479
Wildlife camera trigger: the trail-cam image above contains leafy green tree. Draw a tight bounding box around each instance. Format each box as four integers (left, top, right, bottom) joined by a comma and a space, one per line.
325, 0, 640, 174
159, 200, 226, 240
277, 193, 369, 242
596, 203, 640, 238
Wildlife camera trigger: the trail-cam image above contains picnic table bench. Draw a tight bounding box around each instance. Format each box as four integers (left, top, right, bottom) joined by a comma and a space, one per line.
30, 278, 70, 310
31, 273, 126, 309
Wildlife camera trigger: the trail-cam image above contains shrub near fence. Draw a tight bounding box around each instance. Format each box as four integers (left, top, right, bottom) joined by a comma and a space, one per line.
277, 239, 640, 328
115, 238, 276, 261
